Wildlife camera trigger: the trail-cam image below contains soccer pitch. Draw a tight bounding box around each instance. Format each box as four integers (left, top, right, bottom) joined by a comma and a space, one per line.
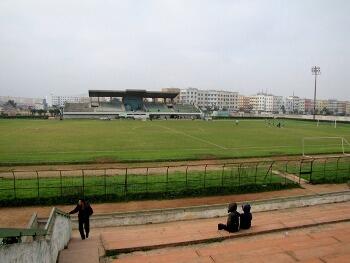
0, 119, 349, 164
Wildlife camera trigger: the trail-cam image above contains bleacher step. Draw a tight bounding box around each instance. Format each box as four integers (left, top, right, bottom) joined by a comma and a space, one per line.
101, 201, 350, 256
69, 190, 350, 229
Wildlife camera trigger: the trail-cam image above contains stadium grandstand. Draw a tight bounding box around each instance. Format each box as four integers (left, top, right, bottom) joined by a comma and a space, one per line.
63, 89, 202, 119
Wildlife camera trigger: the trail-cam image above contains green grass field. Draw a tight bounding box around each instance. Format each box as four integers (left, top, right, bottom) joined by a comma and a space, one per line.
0, 119, 350, 164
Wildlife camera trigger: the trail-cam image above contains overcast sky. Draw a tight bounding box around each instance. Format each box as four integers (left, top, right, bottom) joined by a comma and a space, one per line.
0, 0, 349, 100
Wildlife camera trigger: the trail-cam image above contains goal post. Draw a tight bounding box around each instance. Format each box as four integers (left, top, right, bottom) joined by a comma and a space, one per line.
302, 137, 349, 156
315, 118, 337, 128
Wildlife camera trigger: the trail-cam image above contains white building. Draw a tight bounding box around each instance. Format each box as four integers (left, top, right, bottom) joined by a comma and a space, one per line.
285, 96, 300, 114
327, 99, 338, 114
179, 88, 238, 111
273, 96, 284, 113
250, 93, 281, 113
298, 99, 305, 114
50, 95, 89, 107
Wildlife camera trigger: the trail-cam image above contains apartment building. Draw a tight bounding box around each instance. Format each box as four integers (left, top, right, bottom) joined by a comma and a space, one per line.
238, 95, 252, 112
179, 88, 238, 110
249, 93, 282, 113
285, 96, 300, 113
51, 95, 90, 107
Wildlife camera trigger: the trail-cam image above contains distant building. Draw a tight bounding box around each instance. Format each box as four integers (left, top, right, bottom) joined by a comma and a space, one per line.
337, 101, 346, 115
250, 93, 268, 112
51, 95, 89, 107
345, 102, 350, 116
327, 99, 338, 114
298, 99, 305, 114
238, 95, 252, 112
316, 100, 328, 113
285, 96, 300, 114
179, 88, 238, 111
303, 99, 314, 114
0, 96, 45, 109
249, 93, 282, 113
273, 96, 284, 113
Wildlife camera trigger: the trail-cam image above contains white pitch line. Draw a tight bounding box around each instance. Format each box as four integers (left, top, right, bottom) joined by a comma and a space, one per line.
154, 124, 228, 150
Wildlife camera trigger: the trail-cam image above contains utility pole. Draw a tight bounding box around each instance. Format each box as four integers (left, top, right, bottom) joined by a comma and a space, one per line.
311, 66, 321, 120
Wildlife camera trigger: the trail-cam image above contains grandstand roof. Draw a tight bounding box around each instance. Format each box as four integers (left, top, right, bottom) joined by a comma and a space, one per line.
89, 90, 179, 99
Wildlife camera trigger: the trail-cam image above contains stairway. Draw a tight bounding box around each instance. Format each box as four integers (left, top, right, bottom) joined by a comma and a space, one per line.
58, 200, 350, 262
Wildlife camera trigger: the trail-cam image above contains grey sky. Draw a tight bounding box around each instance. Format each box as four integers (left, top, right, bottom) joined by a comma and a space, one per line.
0, 0, 349, 100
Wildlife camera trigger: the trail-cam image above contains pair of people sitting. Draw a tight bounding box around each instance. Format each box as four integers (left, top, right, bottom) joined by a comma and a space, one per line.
218, 202, 252, 232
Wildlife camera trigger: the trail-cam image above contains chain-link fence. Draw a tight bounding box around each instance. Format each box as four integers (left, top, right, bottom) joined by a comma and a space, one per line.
0, 156, 349, 205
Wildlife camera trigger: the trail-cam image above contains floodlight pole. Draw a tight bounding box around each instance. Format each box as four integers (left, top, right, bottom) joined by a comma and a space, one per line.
311, 66, 321, 120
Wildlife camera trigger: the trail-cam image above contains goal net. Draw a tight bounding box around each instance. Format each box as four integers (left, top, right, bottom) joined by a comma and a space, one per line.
302, 137, 350, 156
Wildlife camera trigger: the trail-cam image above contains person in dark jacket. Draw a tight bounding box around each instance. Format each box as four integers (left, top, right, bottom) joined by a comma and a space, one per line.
240, 204, 252, 229
69, 199, 93, 240
218, 202, 240, 232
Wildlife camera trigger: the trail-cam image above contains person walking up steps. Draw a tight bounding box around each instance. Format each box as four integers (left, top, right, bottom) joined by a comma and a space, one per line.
69, 199, 93, 240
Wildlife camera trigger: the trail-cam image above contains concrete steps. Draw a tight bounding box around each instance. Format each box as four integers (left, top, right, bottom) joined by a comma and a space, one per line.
57, 189, 350, 263
65, 190, 350, 230
113, 221, 350, 263
101, 201, 350, 256
58, 234, 104, 263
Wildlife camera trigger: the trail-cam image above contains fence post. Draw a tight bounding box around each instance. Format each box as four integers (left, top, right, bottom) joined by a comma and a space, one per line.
36, 171, 40, 198
104, 169, 107, 199
238, 163, 242, 187
310, 159, 314, 183
269, 161, 274, 184
82, 170, 85, 198
204, 164, 207, 189
221, 164, 225, 187
12, 171, 16, 200
124, 168, 128, 197
60, 170, 63, 198
284, 162, 287, 185
166, 166, 169, 192
255, 163, 259, 185
299, 160, 302, 184
285, 161, 289, 173
185, 166, 188, 188
146, 167, 149, 194
336, 157, 341, 182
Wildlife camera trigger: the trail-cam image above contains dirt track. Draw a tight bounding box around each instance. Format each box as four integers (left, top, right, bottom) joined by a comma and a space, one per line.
0, 183, 348, 228
0, 153, 344, 172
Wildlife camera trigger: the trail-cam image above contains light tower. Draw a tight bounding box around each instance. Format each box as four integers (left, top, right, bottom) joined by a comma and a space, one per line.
311, 66, 321, 120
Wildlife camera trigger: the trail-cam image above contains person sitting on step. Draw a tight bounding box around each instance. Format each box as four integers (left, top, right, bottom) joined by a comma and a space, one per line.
240, 204, 252, 230
218, 202, 240, 232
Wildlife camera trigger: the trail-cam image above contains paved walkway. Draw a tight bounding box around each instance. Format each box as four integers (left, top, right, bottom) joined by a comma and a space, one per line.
58, 233, 102, 263
1, 183, 348, 228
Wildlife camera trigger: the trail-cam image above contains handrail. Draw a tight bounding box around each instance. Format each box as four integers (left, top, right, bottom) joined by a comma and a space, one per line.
0, 208, 70, 241
0, 228, 47, 239
45, 208, 70, 232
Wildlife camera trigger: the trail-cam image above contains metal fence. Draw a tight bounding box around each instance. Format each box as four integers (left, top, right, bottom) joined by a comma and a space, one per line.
0, 156, 349, 204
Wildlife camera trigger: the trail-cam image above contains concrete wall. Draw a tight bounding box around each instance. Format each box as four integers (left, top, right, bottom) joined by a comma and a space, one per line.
70, 191, 350, 229
0, 214, 71, 263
